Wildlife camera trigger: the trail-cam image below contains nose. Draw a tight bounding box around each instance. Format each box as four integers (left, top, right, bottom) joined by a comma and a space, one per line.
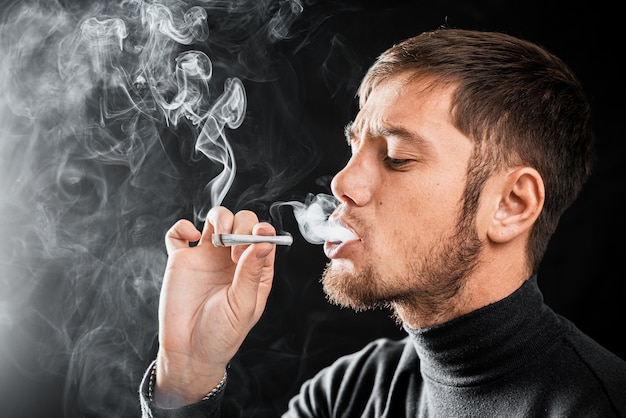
331, 153, 374, 206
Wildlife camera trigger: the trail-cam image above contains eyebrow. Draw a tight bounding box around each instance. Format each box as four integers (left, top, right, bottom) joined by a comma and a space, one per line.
344, 121, 423, 145
344, 122, 355, 145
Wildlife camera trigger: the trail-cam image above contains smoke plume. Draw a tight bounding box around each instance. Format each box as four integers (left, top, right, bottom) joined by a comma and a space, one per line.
272, 193, 357, 244
0, 0, 341, 416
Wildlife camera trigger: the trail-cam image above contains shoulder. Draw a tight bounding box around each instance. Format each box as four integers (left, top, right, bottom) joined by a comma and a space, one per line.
560, 319, 626, 412
310, 336, 417, 391
284, 336, 421, 417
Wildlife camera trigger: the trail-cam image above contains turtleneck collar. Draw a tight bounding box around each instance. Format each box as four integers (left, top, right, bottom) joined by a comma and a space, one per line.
404, 275, 567, 386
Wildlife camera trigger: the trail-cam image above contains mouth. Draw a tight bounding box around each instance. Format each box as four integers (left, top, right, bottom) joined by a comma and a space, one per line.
323, 218, 360, 258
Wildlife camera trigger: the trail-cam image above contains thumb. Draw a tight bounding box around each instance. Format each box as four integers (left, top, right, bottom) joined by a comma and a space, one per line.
229, 241, 275, 320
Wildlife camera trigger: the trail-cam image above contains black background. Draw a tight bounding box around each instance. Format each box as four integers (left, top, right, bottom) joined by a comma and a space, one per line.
1, 1, 624, 417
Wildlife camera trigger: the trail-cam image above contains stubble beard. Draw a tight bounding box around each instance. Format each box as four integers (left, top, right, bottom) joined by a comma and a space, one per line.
320, 212, 483, 320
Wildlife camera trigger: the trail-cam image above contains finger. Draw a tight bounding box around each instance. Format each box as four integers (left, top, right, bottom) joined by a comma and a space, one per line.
201, 206, 235, 246
230, 210, 261, 261
232, 210, 259, 232
229, 225, 277, 320
252, 222, 278, 259
231, 222, 277, 263
165, 219, 202, 255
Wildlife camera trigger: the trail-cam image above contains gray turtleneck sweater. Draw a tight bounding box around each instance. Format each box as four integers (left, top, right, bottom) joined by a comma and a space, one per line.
140, 276, 626, 417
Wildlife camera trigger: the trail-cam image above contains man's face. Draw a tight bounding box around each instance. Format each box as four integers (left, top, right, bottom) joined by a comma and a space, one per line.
322, 74, 482, 318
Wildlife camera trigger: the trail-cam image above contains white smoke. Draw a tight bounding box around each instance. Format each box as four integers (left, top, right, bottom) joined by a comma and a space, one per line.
0, 0, 315, 416
273, 193, 358, 244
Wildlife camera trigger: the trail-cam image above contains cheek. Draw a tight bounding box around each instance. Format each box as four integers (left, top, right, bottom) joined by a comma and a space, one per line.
375, 173, 465, 230
380, 189, 461, 248
422, 176, 467, 219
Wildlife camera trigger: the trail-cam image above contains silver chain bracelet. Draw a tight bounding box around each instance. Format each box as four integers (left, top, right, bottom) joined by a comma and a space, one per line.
148, 362, 228, 403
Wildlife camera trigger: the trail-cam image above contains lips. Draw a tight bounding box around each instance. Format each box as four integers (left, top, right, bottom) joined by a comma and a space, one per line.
323, 217, 360, 258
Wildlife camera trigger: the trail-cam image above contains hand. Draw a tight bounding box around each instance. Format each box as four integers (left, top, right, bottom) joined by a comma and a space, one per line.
153, 207, 277, 407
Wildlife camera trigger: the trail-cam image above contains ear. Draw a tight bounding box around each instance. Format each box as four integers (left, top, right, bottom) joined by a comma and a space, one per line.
487, 167, 545, 244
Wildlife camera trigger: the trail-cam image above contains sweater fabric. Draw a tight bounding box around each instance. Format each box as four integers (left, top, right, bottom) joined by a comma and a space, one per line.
140, 276, 626, 417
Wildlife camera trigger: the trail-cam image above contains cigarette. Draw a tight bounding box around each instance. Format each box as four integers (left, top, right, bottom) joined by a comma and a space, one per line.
212, 233, 293, 247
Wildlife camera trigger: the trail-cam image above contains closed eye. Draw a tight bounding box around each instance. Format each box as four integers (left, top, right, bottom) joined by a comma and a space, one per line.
384, 156, 412, 169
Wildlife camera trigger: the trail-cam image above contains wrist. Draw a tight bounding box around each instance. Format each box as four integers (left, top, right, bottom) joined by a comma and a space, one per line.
152, 353, 228, 408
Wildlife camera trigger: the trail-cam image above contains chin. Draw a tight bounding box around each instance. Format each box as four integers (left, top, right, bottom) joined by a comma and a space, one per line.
321, 262, 384, 311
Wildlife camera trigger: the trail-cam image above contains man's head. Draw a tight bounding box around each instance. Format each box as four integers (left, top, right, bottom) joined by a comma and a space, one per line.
322, 28, 594, 327
358, 28, 595, 273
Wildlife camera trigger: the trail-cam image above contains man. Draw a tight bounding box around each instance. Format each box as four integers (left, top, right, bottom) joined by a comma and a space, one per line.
140, 28, 626, 417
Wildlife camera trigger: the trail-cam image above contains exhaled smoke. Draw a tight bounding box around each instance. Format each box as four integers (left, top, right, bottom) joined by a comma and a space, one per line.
0, 0, 316, 416
272, 193, 358, 244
